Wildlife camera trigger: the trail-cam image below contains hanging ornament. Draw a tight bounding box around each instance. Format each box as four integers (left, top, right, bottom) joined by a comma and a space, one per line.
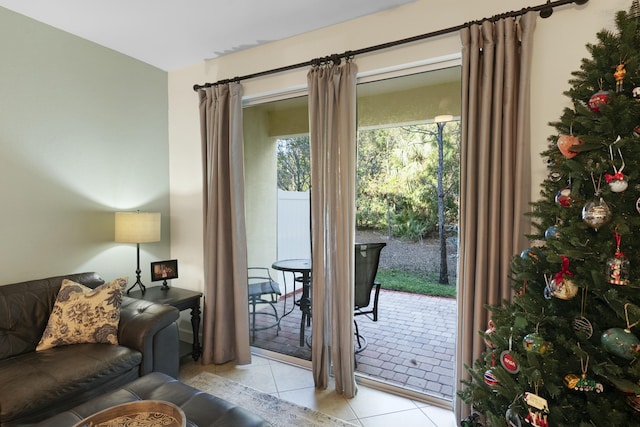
601, 328, 640, 360
601, 304, 640, 360
614, 63, 627, 93
506, 395, 523, 427
606, 140, 628, 192
633, 87, 640, 101
608, 229, 630, 286
557, 133, 583, 159
544, 225, 559, 240
500, 330, 521, 374
520, 247, 543, 263
523, 390, 549, 427
484, 319, 497, 349
484, 369, 499, 386
506, 407, 522, 427
524, 323, 551, 354
564, 344, 604, 393
524, 333, 550, 354
582, 197, 611, 229
636, 197, 640, 214
555, 187, 572, 207
588, 90, 609, 112
573, 288, 593, 340
548, 171, 562, 182
573, 316, 594, 340
549, 256, 579, 300
582, 173, 611, 230
627, 394, 640, 414
484, 352, 499, 387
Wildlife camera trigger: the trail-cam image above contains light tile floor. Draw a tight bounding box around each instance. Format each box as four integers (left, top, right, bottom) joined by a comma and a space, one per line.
179, 354, 457, 427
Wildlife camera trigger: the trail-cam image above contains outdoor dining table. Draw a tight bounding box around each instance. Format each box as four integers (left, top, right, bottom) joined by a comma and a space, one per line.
271, 258, 311, 346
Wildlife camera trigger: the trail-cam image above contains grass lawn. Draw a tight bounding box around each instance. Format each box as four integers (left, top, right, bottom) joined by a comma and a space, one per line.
376, 268, 457, 298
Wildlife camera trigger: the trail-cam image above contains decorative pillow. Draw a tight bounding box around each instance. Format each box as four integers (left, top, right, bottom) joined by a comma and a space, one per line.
36, 277, 127, 351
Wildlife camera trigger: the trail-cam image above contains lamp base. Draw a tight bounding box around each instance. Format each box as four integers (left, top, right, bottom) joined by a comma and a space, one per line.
126, 243, 146, 294
126, 278, 146, 294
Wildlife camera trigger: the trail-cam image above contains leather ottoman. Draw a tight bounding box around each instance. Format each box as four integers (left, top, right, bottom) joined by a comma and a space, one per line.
37, 372, 269, 427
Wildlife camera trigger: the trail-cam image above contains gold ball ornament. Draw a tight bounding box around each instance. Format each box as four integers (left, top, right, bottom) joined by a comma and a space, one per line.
550, 277, 579, 300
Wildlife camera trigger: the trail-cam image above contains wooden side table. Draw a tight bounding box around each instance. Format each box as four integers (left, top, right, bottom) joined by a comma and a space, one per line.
128, 286, 202, 361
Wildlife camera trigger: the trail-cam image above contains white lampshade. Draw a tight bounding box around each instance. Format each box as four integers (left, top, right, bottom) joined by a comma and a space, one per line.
115, 212, 161, 243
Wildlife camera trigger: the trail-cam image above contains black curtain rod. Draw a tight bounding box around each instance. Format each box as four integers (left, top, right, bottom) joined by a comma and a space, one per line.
193, 0, 588, 91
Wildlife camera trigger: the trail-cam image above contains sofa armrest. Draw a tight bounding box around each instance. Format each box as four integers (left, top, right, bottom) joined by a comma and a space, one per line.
118, 297, 180, 378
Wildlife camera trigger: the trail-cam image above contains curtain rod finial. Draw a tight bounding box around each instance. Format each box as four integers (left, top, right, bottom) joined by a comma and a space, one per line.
539, 0, 553, 18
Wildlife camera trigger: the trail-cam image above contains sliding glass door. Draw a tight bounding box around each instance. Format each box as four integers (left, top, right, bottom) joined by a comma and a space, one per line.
243, 66, 462, 404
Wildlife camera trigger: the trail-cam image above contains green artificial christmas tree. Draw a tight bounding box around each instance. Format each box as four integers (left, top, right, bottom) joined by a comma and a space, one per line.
459, 3, 640, 426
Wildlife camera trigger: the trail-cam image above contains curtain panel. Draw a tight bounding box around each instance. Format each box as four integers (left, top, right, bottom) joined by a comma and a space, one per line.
456, 12, 536, 417
308, 61, 358, 397
198, 82, 251, 366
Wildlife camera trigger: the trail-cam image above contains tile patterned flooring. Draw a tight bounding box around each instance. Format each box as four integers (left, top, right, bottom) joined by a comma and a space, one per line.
179, 354, 457, 427
250, 288, 457, 401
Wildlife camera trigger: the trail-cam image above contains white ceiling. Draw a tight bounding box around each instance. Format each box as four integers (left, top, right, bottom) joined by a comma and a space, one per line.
0, 0, 415, 71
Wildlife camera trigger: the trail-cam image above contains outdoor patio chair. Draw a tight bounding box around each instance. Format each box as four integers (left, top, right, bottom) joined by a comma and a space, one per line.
354, 242, 386, 353
248, 267, 282, 342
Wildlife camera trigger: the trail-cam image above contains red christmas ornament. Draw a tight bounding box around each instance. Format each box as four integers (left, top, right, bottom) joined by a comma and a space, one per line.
500, 350, 520, 374
555, 187, 572, 207
588, 90, 609, 112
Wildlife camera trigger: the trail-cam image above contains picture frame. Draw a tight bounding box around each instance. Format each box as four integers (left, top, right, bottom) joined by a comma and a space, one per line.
151, 259, 178, 289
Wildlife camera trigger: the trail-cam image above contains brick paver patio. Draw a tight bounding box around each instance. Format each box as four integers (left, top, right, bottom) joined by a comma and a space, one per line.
250, 287, 457, 401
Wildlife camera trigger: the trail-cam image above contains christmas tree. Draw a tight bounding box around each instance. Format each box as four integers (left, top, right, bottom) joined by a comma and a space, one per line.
459, 3, 640, 426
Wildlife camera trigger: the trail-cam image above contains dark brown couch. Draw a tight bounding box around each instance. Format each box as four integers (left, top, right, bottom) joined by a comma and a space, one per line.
0, 272, 181, 426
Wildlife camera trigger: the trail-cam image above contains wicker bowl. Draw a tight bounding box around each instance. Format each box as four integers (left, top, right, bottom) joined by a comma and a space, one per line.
73, 400, 186, 427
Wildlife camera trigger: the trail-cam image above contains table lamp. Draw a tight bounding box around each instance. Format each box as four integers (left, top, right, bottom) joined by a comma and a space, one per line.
115, 211, 161, 294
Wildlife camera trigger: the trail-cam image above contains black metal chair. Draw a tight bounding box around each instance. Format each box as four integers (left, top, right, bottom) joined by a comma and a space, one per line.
248, 267, 282, 342
354, 242, 386, 353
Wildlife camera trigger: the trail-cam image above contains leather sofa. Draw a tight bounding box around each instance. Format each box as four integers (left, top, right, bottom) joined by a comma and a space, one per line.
0, 272, 181, 426
37, 372, 270, 427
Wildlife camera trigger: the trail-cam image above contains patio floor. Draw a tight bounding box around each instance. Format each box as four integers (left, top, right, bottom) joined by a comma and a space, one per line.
250, 287, 457, 401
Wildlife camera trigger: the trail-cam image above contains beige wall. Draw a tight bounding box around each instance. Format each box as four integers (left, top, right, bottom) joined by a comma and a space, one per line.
168, 0, 629, 292
243, 106, 278, 269
0, 7, 170, 285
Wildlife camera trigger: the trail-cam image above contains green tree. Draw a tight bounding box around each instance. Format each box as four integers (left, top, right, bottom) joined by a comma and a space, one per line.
356, 128, 395, 233
397, 121, 461, 283
356, 122, 460, 242
460, 5, 640, 426
277, 136, 310, 191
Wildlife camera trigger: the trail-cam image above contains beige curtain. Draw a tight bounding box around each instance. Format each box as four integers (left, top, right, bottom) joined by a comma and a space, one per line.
198, 82, 251, 365
456, 12, 535, 417
308, 60, 358, 397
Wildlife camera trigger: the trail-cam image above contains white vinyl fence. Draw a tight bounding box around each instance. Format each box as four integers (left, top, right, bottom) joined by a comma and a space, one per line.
277, 190, 311, 261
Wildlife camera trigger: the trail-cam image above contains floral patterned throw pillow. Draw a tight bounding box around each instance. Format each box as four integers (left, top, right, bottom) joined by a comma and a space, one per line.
36, 277, 127, 351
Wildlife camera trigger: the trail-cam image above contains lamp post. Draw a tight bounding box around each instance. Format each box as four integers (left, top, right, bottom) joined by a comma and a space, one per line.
115, 211, 161, 293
